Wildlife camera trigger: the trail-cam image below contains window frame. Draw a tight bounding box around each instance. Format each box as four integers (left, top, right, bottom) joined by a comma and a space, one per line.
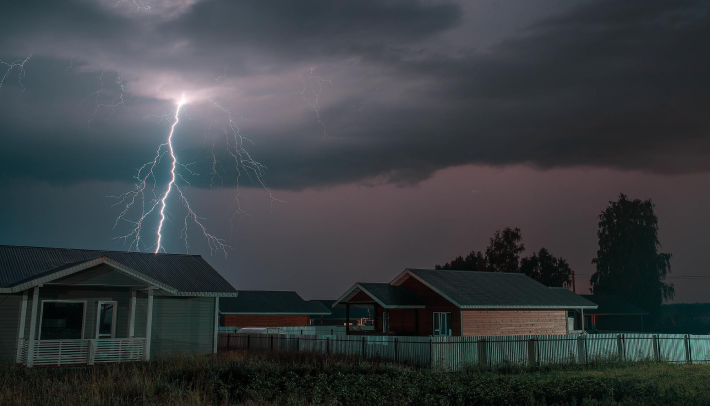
38, 300, 88, 341
95, 300, 118, 339
432, 312, 452, 336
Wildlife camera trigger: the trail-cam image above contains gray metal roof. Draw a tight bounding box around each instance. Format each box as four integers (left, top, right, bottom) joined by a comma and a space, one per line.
0, 245, 237, 295
580, 294, 648, 315
357, 283, 426, 307
220, 291, 331, 314
403, 269, 598, 309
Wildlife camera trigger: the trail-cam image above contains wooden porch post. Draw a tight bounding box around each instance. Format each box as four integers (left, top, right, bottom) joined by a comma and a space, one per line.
26, 286, 40, 367
213, 297, 219, 354
16, 290, 28, 363
128, 289, 137, 338
372, 304, 378, 333
345, 303, 350, 335
144, 288, 154, 361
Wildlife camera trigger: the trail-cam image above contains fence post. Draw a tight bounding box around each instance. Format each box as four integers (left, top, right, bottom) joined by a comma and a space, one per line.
576, 336, 587, 364
685, 334, 693, 364
296, 336, 300, 352
331, 328, 334, 335
528, 338, 537, 368
478, 339, 488, 369
247, 335, 250, 350
362, 336, 366, 358
429, 337, 433, 368
616, 334, 625, 361
652, 335, 660, 362
394, 337, 399, 362
88, 340, 96, 365
326, 337, 330, 355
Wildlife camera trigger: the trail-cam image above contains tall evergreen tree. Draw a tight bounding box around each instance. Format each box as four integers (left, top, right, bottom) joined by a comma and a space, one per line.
435, 250, 486, 271
591, 194, 674, 311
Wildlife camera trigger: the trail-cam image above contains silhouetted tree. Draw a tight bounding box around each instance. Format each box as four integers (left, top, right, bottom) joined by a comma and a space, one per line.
485, 227, 525, 273
520, 248, 572, 287
435, 227, 524, 272
590, 194, 674, 312
435, 251, 486, 271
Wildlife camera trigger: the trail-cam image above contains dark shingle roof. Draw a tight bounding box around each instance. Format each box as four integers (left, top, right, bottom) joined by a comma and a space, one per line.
404, 269, 597, 309
358, 283, 425, 307
310, 300, 371, 319
0, 245, 236, 295
580, 295, 648, 315
220, 291, 331, 314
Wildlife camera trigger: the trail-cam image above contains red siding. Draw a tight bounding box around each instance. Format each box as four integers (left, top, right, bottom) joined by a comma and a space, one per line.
461, 310, 567, 336
223, 314, 309, 328
350, 291, 376, 302
399, 276, 461, 336
375, 307, 418, 334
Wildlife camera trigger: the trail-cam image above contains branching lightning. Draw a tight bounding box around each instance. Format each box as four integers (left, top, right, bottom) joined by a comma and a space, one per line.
80, 71, 128, 128
301, 67, 333, 138
114, 0, 151, 11
0, 54, 32, 96
112, 91, 282, 256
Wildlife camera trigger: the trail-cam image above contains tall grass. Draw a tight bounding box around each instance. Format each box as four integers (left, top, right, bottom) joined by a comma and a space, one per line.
2, 350, 709, 405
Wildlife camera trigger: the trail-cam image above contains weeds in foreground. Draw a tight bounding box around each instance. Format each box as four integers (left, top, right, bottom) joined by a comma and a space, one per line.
1, 351, 709, 406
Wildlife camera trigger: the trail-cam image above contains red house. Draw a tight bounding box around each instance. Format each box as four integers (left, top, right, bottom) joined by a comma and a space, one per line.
220, 291, 330, 329
333, 269, 597, 336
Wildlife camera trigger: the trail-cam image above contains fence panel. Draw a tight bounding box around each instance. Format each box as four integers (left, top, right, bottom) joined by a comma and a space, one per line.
487, 335, 529, 367
219, 332, 710, 370
585, 334, 619, 362
623, 334, 655, 362
433, 336, 478, 371
690, 336, 710, 364
658, 334, 687, 363
537, 335, 579, 366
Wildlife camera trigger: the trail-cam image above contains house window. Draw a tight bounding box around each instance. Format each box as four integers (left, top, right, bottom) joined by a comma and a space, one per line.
382, 311, 390, 333
97, 301, 117, 339
433, 312, 452, 336
39, 301, 86, 340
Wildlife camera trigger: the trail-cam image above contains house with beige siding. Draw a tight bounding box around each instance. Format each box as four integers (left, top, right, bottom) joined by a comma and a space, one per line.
0, 245, 237, 367
333, 269, 597, 337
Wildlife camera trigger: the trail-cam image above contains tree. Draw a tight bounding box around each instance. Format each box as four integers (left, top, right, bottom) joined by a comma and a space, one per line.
590, 193, 674, 312
435, 227, 524, 272
435, 250, 486, 271
520, 248, 572, 287
485, 227, 525, 273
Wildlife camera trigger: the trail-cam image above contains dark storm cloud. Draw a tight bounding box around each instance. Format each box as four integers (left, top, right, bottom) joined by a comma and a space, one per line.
1, 0, 710, 189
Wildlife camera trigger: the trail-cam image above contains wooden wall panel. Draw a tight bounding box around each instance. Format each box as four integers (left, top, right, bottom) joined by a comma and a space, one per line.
399, 277, 461, 336
461, 309, 567, 336
375, 307, 417, 334
222, 314, 309, 328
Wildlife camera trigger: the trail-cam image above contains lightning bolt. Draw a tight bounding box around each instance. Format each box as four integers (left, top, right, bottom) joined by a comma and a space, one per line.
80, 71, 128, 128
113, 93, 230, 256
114, 0, 151, 11
301, 67, 333, 138
0, 54, 32, 96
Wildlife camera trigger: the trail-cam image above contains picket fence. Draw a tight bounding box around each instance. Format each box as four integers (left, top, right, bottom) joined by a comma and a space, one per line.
218, 332, 710, 371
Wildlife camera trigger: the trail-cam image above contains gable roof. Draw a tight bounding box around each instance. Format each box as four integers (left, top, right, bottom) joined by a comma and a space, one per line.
333, 283, 426, 309
220, 291, 331, 315
309, 300, 372, 319
580, 294, 648, 316
0, 245, 237, 296
395, 269, 597, 309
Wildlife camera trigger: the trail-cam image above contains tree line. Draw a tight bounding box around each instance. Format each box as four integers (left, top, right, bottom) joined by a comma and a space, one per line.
436, 194, 674, 312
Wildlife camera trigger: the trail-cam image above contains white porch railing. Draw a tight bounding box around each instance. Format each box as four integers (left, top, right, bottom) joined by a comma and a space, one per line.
17, 338, 147, 367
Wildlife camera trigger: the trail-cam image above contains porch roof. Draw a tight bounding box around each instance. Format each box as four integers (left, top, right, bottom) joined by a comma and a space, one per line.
0, 245, 237, 296
333, 283, 426, 309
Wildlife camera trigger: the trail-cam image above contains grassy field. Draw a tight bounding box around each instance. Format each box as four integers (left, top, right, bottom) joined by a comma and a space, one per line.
2, 351, 710, 405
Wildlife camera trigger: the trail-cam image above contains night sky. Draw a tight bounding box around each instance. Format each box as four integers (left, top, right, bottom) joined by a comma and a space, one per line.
1, 0, 709, 302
